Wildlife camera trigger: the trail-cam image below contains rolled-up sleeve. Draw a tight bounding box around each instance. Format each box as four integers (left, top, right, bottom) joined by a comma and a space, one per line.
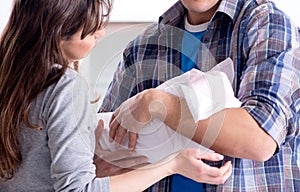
238, 9, 300, 147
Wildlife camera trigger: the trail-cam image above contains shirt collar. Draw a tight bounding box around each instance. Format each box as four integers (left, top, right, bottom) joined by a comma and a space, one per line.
158, 1, 186, 26
217, 0, 245, 23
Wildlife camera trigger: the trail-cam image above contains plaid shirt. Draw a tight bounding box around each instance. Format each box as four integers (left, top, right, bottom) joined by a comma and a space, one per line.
100, 0, 300, 191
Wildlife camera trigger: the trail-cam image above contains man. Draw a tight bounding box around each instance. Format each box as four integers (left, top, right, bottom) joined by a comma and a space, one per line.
100, 0, 300, 191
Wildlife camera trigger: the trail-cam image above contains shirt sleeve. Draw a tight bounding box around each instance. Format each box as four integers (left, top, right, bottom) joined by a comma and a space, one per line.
238, 8, 300, 147
45, 70, 110, 192
99, 40, 138, 112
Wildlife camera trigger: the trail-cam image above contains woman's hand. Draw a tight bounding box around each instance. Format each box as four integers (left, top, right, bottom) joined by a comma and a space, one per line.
109, 148, 232, 192
168, 149, 232, 184
94, 119, 148, 177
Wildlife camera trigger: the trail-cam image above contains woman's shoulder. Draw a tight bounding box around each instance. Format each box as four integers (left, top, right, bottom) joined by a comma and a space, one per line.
34, 67, 89, 123
52, 67, 88, 94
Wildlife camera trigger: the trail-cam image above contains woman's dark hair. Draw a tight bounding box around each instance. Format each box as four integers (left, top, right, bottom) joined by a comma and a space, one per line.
0, 0, 112, 180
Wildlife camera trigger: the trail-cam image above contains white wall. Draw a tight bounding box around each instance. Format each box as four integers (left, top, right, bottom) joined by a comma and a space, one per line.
109, 0, 176, 22
273, 0, 299, 27
1, 0, 300, 34
0, 0, 13, 34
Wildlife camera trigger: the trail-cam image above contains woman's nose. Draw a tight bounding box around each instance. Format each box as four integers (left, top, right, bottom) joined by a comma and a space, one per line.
94, 29, 105, 39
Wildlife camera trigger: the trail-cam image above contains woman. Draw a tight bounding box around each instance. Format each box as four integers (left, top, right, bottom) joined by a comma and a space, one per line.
0, 0, 232, 191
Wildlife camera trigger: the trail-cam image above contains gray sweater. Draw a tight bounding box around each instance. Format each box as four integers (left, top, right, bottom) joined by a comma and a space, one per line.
0, 68, 110, 192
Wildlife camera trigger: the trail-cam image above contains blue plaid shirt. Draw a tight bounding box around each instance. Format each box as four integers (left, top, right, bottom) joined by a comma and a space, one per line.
100, 0, 300, 191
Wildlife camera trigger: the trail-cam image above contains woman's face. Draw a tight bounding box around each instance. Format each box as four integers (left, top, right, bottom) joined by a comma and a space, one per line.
60, 29, 105, 63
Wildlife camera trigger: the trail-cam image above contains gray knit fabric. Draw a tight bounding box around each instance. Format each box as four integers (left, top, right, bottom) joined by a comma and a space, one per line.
0, 68, 110, 192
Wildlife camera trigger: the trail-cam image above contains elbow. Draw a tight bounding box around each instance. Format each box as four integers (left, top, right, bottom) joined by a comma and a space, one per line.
253, 148, 276, 162
249, 138, 277, 162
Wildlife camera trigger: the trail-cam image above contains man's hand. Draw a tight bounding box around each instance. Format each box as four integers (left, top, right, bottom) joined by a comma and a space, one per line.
109, 89, 168, 149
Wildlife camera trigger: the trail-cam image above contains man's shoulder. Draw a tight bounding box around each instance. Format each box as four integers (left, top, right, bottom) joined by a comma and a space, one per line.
131, 23, 160, 44
234, 0, 292, 27
243, 0, 285, 18
122, 23, 160, 55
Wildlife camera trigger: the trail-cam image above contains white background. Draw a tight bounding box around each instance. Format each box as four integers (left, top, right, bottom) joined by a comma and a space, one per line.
1, 0, 300, 33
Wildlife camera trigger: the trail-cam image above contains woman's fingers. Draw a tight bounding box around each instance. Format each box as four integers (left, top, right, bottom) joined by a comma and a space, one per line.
197, 161, 232, 185
199, 152, 224, 161
174, 149, 232, 185
99, 149, 137, 162
97, 149, 148, 168
219, 161, 232, 181
185, 160, 232, 185
95, 119, 104, 143
196, 151, 232, 180
113, 155, 148, 168
218, 161, 232, 180
93, 150, 148, 177
203, 160, 232, 178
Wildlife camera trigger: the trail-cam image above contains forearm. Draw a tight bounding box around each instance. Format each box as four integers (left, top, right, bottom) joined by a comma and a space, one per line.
148, 89, 277, 161
110, 161, 172, 192
109, 149, 232, 191
194, 108, 277, 161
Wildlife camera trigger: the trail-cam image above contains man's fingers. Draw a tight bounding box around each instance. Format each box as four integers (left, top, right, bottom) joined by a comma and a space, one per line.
114, 127, 127, 146
128, 132, 138, 149
109, 112, 116, 125
109, 116, 118, 141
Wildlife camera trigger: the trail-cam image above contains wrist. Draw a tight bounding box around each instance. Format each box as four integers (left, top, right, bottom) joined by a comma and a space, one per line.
142, 89, 181, 128
160, 152, 180, 176
144, 89, 166, 120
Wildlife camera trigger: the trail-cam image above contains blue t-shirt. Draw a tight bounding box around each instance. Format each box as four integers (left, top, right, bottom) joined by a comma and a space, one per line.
171, 30, 205, 192
180, 31, 204, 72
